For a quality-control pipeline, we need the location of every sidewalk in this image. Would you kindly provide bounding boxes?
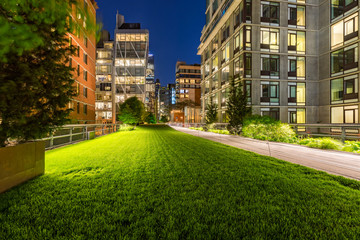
[172,126,360,180]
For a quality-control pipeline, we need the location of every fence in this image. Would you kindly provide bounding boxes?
[169,122,360,142]
[42,124,120,150]
[291,124,360,142]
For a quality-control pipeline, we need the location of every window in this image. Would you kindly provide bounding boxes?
[212,73,219,90]
[331,105,358,123]
[234,0,252,27]
[288,82,306,105]
[245,80,252,102]
[261,108,280,120]
[234,59,240,78]
[288,56,305,78]
[234,34,240,54]
[212,55,218,72]
[288,31,306,53]
[84,70,88,81]
[261,55,280,77]
[331,0,358,20]
[77,46,80,57]
[288,5,306,27]
[331,13,358,48]
[261,81,279,104]
[331,76,358,103]
[239,53,252,77]
[289,108,306,124]
[221,66,230,85]
[261,2,280,24]
[221,21,230,43]
[84,53,87,64]
[212,36,219,53]
[331,44,358,75]
[238,26,252,50]
[69,58,72,68]
[77,102,80,114]
[83,87,87,98]
[222,43,230,63]
[84,36,88,48]
[261,28,279,51]
[83,104,87,115]
[77,65,80,76]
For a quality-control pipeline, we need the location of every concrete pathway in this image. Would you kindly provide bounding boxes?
[172,126,360,180]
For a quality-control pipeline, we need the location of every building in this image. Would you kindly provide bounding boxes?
[114,14,150,113]
[158,83,176,121]
[145,53,156,113]
[95,13,150,123]
[173,61,202,123]
[95,30,114,123]
[68,0,97,124]
[199,0,360,125]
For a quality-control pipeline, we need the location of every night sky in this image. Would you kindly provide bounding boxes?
[96,0,205,86]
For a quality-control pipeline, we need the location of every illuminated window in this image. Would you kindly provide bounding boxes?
[331,44,358,75]
[261,55,279,77]
[288,31,305,53]
[288,56,305,78]
[288,5,306,27]
[288,82,305,105]
[261,28,279,51]
[331,13,358,48]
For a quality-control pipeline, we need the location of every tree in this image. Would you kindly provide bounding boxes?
[205,99,218,125]
[145,112,156,124]
[0,0,96,147]
[226,77,252,134]
[118,97,146,125]
[160,115,168,123]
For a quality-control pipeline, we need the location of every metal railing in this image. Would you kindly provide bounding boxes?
[42,124,120,150]
[169,123,360,142]
[291,124,360,142]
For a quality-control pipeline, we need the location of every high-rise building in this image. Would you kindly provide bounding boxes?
[199,0,360,125]
[95,13,150,123]
[175,61,202,105]
[68,0,97,124]
[173,61,202,123]
[114,14,150,112]
[95,30,114,123]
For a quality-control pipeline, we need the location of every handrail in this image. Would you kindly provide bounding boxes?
[43,124,121,150]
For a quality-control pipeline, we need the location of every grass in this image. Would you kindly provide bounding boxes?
[1,125,360,239]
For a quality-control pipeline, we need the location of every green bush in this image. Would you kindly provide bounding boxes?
[208,129,230,135]
[118,125,135,132]
[242,116,296,143]
[298,138,343,151]
[343,141,360,153]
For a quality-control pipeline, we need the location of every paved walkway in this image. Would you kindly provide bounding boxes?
[172,126,360,180]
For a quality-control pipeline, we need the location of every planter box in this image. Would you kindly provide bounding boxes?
[0,141,45,193]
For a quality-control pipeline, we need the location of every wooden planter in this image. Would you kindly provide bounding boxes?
[0,141,45,193]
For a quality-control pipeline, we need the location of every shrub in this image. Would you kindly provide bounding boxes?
[118,125,135,132]
[208,129,230,135]
[298,138,343,151]
[343,141,360,153]
[242,116,296,143]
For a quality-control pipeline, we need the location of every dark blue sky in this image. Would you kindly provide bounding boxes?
[96,0,205,86]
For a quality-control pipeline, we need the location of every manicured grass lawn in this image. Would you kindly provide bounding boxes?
[1,125,360,239]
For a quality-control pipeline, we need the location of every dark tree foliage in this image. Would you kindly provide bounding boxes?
[0,0,97,147]
[160,115,168,123]
[226,77,252,134]
[118,97,146,125]
[205,99,218,125]
[146,112,156,124]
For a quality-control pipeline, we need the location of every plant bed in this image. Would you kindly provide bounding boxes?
[0,141,45,193]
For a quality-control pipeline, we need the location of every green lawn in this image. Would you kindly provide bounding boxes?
[1,125,360,239]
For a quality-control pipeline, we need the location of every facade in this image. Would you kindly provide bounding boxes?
[95,30,114,123]
[174,61,202,123]
[158,83,176,120]
[146,54,156,113]
[175,61,202,105]
[114,14,150,113]
[68,0,97,124]
[95,14,151,123]
[199,0,360,125]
